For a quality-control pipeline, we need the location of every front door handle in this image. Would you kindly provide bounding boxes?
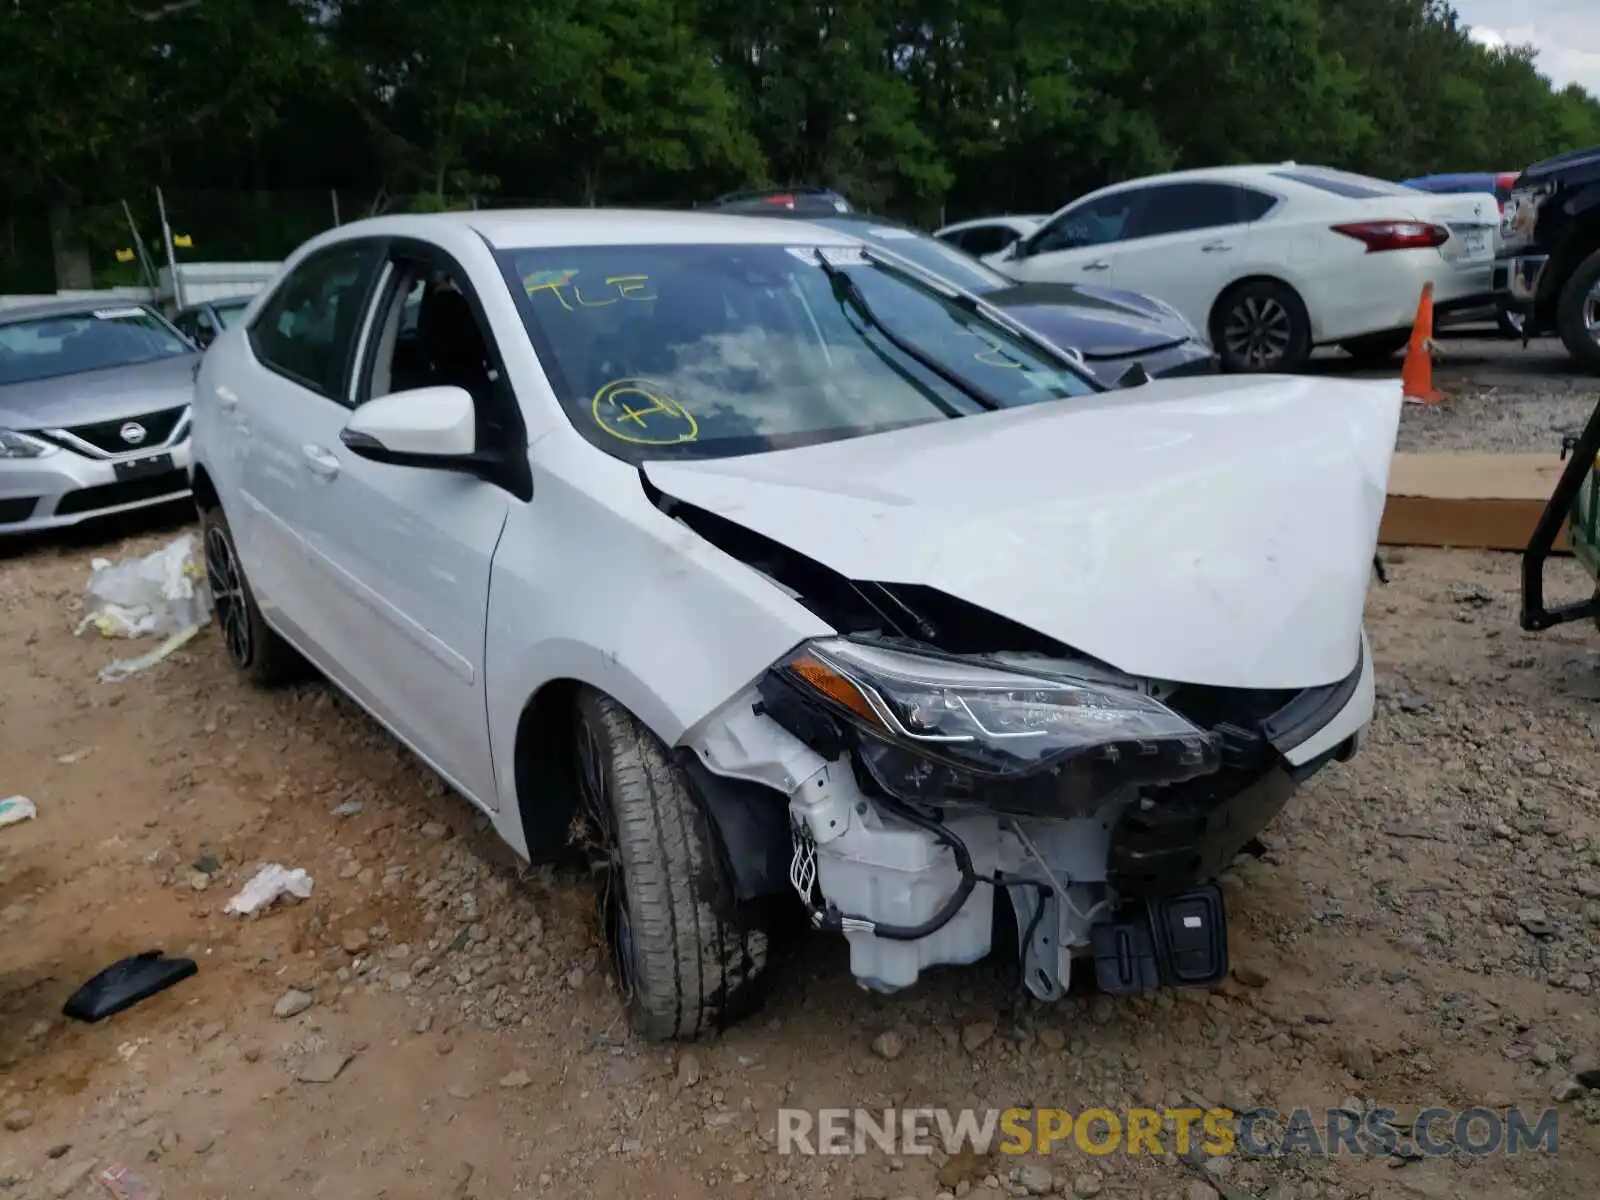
[302,445,340,479]
[214,386,238,409]
[1201,241,1233,253]
[1082,260,1111,272]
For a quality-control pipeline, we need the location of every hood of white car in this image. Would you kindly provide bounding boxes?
[643,373,1401,690]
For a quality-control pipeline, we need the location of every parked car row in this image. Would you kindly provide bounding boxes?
[940,163,1501,374]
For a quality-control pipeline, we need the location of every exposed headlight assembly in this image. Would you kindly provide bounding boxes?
[762,638,1220,816]
[0,430,55,459]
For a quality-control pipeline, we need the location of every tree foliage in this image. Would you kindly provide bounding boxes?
[3,0,1598,261]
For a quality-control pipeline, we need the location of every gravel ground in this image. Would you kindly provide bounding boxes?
[1308,329,1600,454]
[3,340,1600,1200]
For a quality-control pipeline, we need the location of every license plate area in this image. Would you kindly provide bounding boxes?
[112,452,175,482]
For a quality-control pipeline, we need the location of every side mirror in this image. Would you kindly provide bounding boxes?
[340,386,478,467]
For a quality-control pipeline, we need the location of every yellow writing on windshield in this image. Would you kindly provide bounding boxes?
[592,378,699,446]
[525,271,657,312]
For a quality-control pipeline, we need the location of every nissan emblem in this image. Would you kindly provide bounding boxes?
[120,422,148,446]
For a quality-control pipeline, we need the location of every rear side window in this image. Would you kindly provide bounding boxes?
[1273,169,1416,200]
[1128,183,1245,237]
[1240,188,1278,220]
[249,243,382,402]
[954,225,1021,257]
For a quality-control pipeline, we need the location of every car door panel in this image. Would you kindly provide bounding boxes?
[297,246,514,808]
[1077,183,1262,332]
[300,453,508,806]
[236,241,385,647]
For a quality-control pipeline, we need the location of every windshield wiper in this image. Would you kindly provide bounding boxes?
[855,247,1098,383]
[813,251,1004,412]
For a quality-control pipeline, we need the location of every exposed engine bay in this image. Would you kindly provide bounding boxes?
[661,481,1373,1000]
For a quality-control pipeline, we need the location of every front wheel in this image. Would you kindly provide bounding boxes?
[1556,248,1600,372]
[1212,281,1313,374]
[571,687,768,1040]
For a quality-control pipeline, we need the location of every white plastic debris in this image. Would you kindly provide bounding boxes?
[224,864,314,916]
[98,625,203,684]
[0,796,39,828]
[75,534,211,640]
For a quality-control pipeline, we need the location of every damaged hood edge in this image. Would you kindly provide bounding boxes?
[644,373,1401,691]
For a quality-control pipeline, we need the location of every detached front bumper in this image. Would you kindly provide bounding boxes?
[0,439,193,534]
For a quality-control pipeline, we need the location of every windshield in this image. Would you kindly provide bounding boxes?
[810,221,1012,293]
[0,306,191,386]
[499,242,1097,464]
[212,300,252,328]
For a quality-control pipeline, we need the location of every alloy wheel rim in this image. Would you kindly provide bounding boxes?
[1222,295,1291,368]
[1585,281,1600,343]
[204,525,251,667]
[575,716,636,1001]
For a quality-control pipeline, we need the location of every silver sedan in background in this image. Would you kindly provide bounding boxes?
[0,299,198,534]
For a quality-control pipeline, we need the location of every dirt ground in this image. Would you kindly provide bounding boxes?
[4,335,1600,1200]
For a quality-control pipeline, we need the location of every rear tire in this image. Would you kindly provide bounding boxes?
[1555,248,1600,372]
[1211,280,1313,374]
[1338,329,1411,362]
[572,687,768,1041]
[199,504,301,687]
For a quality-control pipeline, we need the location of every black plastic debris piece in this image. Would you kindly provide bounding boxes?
[62,951,197,1023]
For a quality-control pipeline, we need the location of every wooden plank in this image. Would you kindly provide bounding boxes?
[1380,453,1571,552]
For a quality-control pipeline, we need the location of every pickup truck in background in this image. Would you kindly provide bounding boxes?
[1495,146,1600,371]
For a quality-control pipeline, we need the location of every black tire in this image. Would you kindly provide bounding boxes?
[572,687,768,1041]
[1555,248,1600,371]
[198,504,301,686]
[1338,329,1411,362]
[1211,280,1313,374]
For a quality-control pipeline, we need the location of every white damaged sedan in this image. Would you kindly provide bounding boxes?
[189,209,1398,1040]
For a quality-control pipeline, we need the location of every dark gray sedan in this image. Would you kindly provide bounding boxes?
[172,294,256,349]
[704,208,1219,384]
[0,299,197,533]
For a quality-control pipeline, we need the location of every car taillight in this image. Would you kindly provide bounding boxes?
[1331,221,1451,252]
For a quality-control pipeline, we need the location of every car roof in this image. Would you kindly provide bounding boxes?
[315,208,862,252]
[186,294,256,311]
[0,297,154,325]
[938,214,1042,232]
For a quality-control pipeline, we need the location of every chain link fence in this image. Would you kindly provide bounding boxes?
[1,190,582,295]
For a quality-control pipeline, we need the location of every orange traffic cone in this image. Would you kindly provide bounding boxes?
[1401,282,1445,405]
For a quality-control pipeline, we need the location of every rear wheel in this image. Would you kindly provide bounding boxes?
[199,505,301,686]
[571,687,768,1040]
[1338,329,1411,362]
[1556,248,1600,372]
[1212,280,1312,374]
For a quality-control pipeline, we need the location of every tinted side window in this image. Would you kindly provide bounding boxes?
[1239,188,1277,221]
[1130,183,1244,238]
[249,243,381,402]
[1029,192,1142,255]
[958,226,1020,257]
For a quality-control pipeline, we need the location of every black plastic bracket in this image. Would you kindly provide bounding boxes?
[1091,884,1229,995]
[1523,396,1600,631]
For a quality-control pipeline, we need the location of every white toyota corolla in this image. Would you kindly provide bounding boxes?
[190,209,1398,1040]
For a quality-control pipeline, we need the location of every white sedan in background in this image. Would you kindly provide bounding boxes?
[933,214,1050,260]
[190,208,1393,1041]
[989,164,1500,373]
